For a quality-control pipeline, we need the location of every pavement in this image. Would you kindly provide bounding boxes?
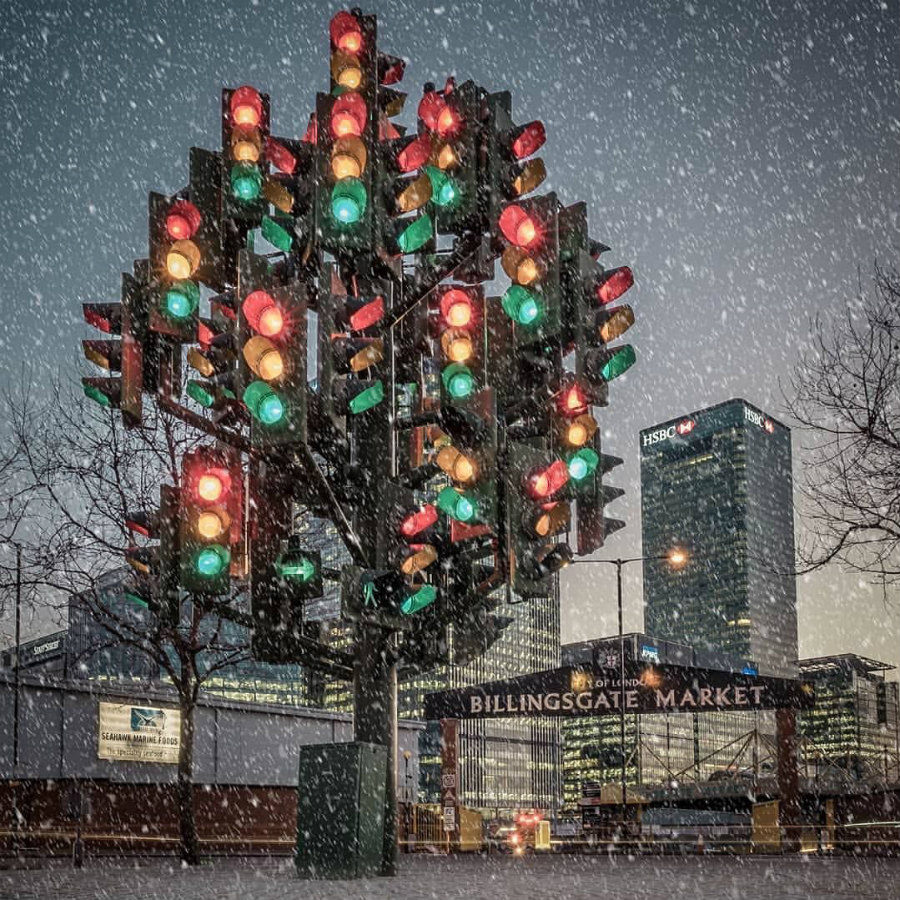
[1,853,898,900]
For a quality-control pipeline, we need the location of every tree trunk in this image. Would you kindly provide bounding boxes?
[353,625,398,877]
[177,694,201,865]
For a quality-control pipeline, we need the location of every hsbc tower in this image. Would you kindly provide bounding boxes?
[639,399,798,678]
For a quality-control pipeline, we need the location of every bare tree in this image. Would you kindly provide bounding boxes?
[786,265,900,585]
[0,372,252,864]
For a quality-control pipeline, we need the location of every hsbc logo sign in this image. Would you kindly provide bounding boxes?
[642,418,695,447]
[744,407,774,433]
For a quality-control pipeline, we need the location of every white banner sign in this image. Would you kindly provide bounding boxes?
[98,702,181,764]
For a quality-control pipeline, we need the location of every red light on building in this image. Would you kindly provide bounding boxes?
[511,121,546,160]
[330,11,363,53]
[764,419,774,433]
[498,205,539,249]
[676,418,695,436]
[596,266,634,305]
[330,92,367,138]
[165,200,202,241]
[230,85,263,128]
[527,460,569,499]
[399,504,438,538]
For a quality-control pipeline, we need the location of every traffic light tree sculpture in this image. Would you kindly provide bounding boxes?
[80,8,637,875]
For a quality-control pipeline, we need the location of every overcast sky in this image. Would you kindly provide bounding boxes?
[1,0,897,671]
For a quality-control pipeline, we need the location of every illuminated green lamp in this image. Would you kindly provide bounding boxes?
[195,545,230,577]
[601,345,637,381]
[164,280,200,320]
[82,382,111,407]
[441,363,474,399]
[502,284,542,326]
[437,486,477,523]
[275,552,317,582]
[186,380,216,409]
[401,583,437,615]
[349,380,384,414]
[396,214,433,254]
[230,163,262,201]
[243,380,286,425]
[424,166,460,208]
[567,448,599,482]
[331,177,367,224]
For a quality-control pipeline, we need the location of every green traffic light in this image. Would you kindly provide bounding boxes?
[441,363,474,399]
[331,178,367,224]
[502,285,542,326]
[601,345,637,381]
[425,166,460,209]
[195,545,229,577]
[567,448,599,482]
[186,380,216,409]
[349,380,384,414]
[83,382,111,408]
[243,380,286,425]
[401,584,437,615]
[276,555,317,582]
[437,485,477,523]
[164,281,199,320]
[230,163,262,201]
[397,214,433,254]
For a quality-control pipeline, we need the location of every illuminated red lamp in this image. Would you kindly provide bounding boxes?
[596,266,634,305]
[511,121,546,159]
[527,459,569,500]
[230,85,263,128]
[265,137,296,175]
[194,468,231,503]
[399,504,439,538]
[330,92,367,138]
[243,290,285,338]
[559,381,589,417]
[330,11,363,53]
[439,289,474,328]
[498,204,539,249]
[396,134,432,173]
[436,103,461,138]
[197,320,215,350]
[349,296,385,331]
[418,90,447,132]
[165,200,202,241]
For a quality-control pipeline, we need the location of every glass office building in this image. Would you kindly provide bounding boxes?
[640,399,798,677]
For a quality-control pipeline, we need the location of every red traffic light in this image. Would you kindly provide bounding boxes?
[165,200,202,241]
[439,289,474,328]
[396,134,432,173]
[399,504,438,538]
[331,92,367,138]
[418,90,445,131]
[498,204,540,249]
[511,121,546,160]
[527,459,569,500]
[348,296,385,331]
[559,381,589,417]
[243,290,285,338]
[330,11,363,53]
[596,266,634,305]
[230,85,263,128]
[194,467,231,503]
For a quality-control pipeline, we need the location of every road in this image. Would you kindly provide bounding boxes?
[1,853,897,900]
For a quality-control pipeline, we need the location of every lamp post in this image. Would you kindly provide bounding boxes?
[1,540,22,855]
[571,548,688,837]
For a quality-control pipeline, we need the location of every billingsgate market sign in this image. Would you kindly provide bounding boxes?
[424,663,814,720]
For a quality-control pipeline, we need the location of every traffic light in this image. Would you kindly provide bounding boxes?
[497,193,561,346]
[186,299,239,418]
[341,565,438,627]
[81,271,147,427]
[506,440,574,597]
[378,480,440,581]
[431,284,484,404]
[237,251,307,447]
[569,437,626,555]
[486,91,547,227]
[432,388,498,541]
[274,538,323,601]
[222,85,270,225]
[124,485,180,624]
[178,446,243,595]
[417,79,480,234]
[148,192,206,342]
[316,10,377,252]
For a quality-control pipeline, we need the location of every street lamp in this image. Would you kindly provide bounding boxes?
[1,539,22,856]
[571,547,689,837]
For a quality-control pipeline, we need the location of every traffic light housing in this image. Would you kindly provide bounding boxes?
[222,85,270,226]
[431,284,485,405]
[237,251,308,447]
[178,446,243,595]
